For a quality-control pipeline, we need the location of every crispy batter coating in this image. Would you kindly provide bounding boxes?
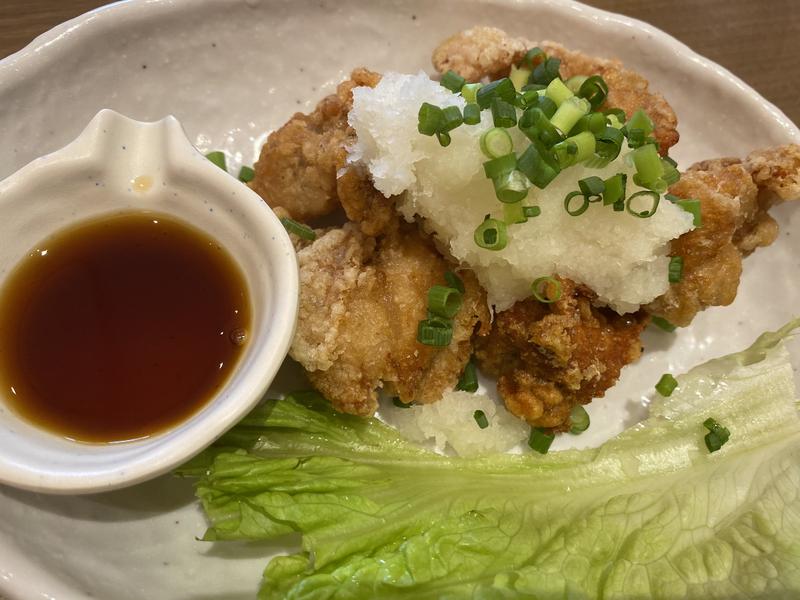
[249,68,381,222]
[291,219,490,416]
[431,27,678,153]
[646,144,800,326]
[474,279,648,430]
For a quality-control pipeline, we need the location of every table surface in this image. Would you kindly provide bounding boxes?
[1,0,798,125]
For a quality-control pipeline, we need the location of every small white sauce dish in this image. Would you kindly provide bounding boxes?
[0,109,298,494]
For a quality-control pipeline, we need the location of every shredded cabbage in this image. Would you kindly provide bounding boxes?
[180,320,800,599]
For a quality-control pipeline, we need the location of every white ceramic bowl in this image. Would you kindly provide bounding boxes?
[0,109,298,494]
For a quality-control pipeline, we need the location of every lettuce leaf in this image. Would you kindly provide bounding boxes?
[182,321,800,599]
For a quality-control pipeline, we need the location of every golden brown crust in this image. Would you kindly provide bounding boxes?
[292,219,490,416]
[646,144,800,326]
[474,278,648,430]
[431,27,679,154]
[248,68,381,223]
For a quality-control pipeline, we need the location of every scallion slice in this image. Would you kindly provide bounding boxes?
[578,176,605,202]
[631,144,665,183]
[523,205,542,218]
[510,64,533,92]
[531,276,562,303]
[205,151,227,171]
[552,131,595,168]
[417,318,453,347]
[427,285,463,319]
[588,126,624,167]
[522,47,546,68]
[577,75,609,109]
[440,105,464,132]
[603,173,627,206]
[476,78,516,109]
[473,410,489,429]
[457,360,479,393]
[444,270,465,293]
[528,427,554,454]
[517,141,560,189]
[461,83,483,104]
[703,418,730,453]
[436,131,452,147]
[440,70,466,93]
[570,112,606,136]
[626,190,660,218]
[655,373,678,397]
[280,217,316,241]
[651,316,677,332]
[675,198,702,227]
[661,159,680,186]
[491,98,518,128]
[392,397,413,408]
[569,405,590,434]
[626,109,654,137]
[503,200,527,224]
[493,170,530,203]
[474,216,508,251]
[531,56,561,85]
[545,77,574,106]
[550,96,590,134]
[668,256,683,283]
[604,108,627,124]
[564,75,588,94]
[564,190,589,216]
[418,102,443,136]
[483,153,517,179]
[237,165,255,183]
[463,103,481,125]
[480,127,514,158]
[519,107,563,147]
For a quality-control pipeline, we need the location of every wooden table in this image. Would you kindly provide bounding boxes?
[1,0,798,125]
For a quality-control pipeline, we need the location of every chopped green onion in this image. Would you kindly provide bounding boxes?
[444,270,465,293]
[528,427,555,454]
[237,165,255,183]
[631,144,665,183]
[436,132,452,147]
[280,217,316,241]
[480,127,514,158]
[651,316,677,332]
[463,103,481,125]
[604,108,627,124]
[427,285,463,319]
[545,77,574,106]
[564,190,589,216]
[577,75,609,109]
[586,126,623,167]
[676,198,702,227]
[529,95,557,119]
[522,47,546,69]
[440,70,466,93]
[661,159,680,186]
[569,405,590,434]
[633,176,668,194]
[392,397,413,408]
[476,78,516,109]
[612,199,625,212]
[531,57,561,85]
[461,83,483,104]
[417,317,453,346]
[493,170,530,203]
[606,113,625,129]
[473,410,489,429]
[474,216,508,251]
[550,97,590,134]
[570,112,606,136]
[626,190,660,218]
[440,105,463,132]
[205,151,227,171]
[668,256,684,283]
[626,109,654,137]
[519,107,563,147]
[517,141,561,189]
[510,65,532,92]
[531,276,562,303]
[491,98,517,128]
[503,200,527,224]
[523,205,542,218]
[418,103,443,136]
[703,418,731,453]
[457,360,478,392]
[578,176,605,202]
[564,75,588,94]
[483,153,517,179]
[552,131,595,168]
[603,173,627,206]
[655,373,678,397]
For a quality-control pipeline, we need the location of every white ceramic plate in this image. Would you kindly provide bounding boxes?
[1,1,798,598]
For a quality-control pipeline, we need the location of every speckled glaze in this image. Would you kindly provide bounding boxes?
[0,0,798,598]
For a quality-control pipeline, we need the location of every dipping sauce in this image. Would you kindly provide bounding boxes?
[0,212,251,443]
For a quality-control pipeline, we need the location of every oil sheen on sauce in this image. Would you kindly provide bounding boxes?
[0,212,251,443]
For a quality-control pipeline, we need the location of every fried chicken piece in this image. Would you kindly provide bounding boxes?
[646,144,800,326]
[291,219,490,416]
[474,278,648,430]
[249,68,381,222]
[431,27,678,153]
